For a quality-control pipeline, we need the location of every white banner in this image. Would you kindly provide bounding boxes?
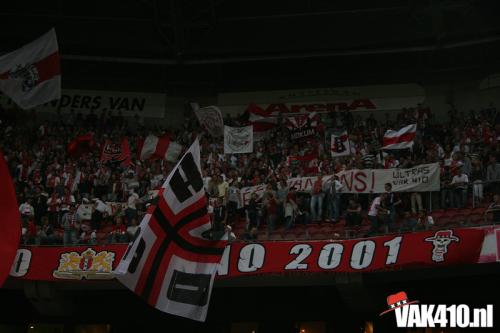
[239,163,440,205]
[0,89,166,118]
[224,125,253,154]
[331,131,351,157]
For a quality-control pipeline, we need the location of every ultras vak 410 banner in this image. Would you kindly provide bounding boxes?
[10,227,485,281]
[238,163,440,205]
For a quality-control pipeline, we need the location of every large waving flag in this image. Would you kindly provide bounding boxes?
[0,151,21,287]
[191,103,224,138]
[382,124,417,150]
[0,29,60,109]
[115,139,226,322]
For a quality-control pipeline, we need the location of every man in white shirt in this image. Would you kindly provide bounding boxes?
[451,166,469,208]
[19,199,35,222]
[368,193,389,235]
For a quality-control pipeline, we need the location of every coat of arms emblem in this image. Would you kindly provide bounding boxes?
[53,248,115,280]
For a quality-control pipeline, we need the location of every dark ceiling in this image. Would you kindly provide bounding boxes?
[2,0,500,93]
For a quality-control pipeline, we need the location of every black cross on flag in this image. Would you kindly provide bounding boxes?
[115,139,227,322]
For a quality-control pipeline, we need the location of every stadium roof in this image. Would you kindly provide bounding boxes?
[2,0,500,92]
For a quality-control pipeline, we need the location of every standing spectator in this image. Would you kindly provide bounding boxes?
[486,156,500,194]
[310,173,325,221]
[326,175,343,222]
[61,204,79,245]
[384,183,401,231]
[276,178,289,223]
[246,193,260,230]
[212,198,227,239]
[345,199,362,227]
[125,189,140,223]
[368,193,389,235]
[470,160,484,203]
[440,166,453,209]
[46,192,61,225]
[126,217,139,238]
[451,166,469,208]
[283,191,297,230]
[226,178,242,224]
[265,192,278,236]
[486,194,500,223]
[410,192,423,214]
[19,198,35,223]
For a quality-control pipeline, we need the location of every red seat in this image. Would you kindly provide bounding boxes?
[435,217,452,227]
[269,232,283,240]
[472,207,486,215]
[310,232,326,240]
[460,208,472,216]
[283,232,297,240]
[452,214,467,223]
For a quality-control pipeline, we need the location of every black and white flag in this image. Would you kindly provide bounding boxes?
[224,125,253,154]
[115,139,226,322]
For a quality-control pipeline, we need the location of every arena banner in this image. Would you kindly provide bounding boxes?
[9,228,485,281]
[240,163,440,205]
[0,89,166,118]
[217,84,425,116]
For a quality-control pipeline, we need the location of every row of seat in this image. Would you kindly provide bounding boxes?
[232,206,495,241]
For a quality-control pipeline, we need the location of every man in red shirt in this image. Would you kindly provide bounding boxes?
[310,173,325,222]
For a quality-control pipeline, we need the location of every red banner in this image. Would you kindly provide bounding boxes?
[9,228,485,281]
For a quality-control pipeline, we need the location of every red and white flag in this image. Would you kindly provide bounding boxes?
[247,103,277,140]
[331,131,351,157]
[139,135,183,162]
[115,139,226,322]
[100,138,132,167]
[382,124,417,150]
[0,29,60,109]
[0,151,21,286]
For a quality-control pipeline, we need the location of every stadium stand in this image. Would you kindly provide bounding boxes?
[1,101,499,246]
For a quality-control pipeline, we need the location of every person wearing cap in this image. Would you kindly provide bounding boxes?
[451,165,469,208]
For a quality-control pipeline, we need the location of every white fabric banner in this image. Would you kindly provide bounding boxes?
[239,163,440,205]
[224,125,253,154]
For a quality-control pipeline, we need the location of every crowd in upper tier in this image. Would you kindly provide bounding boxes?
[1,101,500,245]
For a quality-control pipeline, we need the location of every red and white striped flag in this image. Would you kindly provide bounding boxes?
[139,135,183,162]
[382,124,417,150]
[247,103,277,140]
[0,29,60,109]
[115,139,226,322]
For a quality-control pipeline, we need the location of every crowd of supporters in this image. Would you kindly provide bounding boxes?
[1,101,500,246]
